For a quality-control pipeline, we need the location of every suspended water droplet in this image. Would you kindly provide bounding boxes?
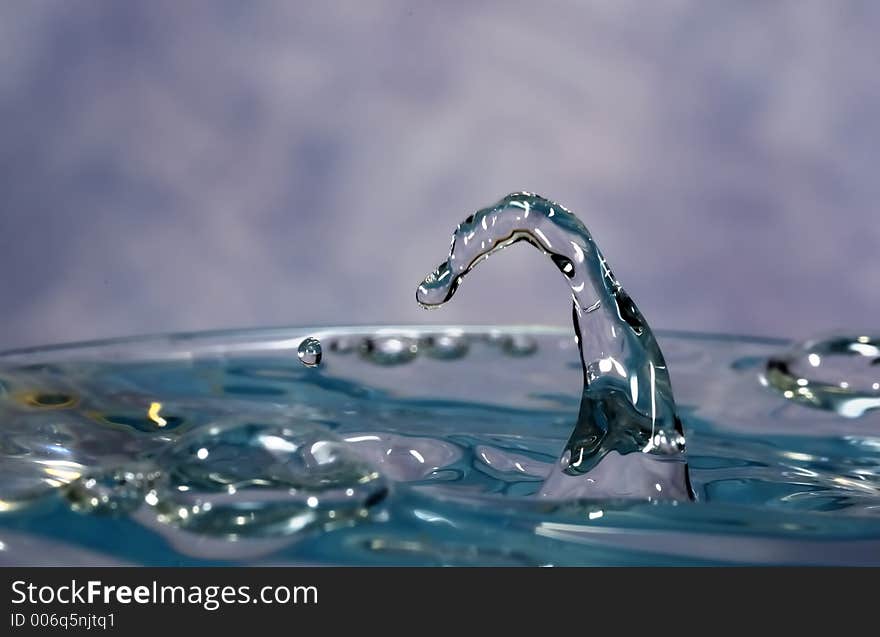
[360,336,418,366]
[148,419,388,537]
[65,463,160,515]
[422,332,469,360]
[416,192,690,500]
[297,337,322,368]
[765,334,880,418]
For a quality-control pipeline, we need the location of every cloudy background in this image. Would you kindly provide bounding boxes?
[1,1,877,350]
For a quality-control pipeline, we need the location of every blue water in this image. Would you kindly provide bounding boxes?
[1,326,879,565]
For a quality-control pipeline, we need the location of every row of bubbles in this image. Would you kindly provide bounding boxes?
[322,331,538,367]
[763,334,880,418]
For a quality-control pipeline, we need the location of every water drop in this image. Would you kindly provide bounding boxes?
[416,192,691,500]
[422,332,469,360]
[360,336,418,366]
[149,419,388,537]
[764,334,880,418]
[297,337,322,368]
[500,334,538,357]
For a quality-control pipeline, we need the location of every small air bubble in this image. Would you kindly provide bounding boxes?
[360,336,418,366]
[501,334,538,357]
[423,332,469,360]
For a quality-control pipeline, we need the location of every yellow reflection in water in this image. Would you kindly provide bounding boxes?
[147,402,167,428]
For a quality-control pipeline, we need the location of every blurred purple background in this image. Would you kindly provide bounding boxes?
[1,1,877,350]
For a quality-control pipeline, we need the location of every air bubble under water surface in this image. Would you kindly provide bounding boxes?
[0,193,879,565]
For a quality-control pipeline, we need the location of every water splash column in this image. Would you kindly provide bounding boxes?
[417,192,692,500]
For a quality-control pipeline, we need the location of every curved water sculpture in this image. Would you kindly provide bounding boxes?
[417,192,692,500]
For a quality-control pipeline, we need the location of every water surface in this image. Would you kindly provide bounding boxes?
[1,326,878,565]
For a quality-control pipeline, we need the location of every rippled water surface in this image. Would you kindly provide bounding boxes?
[1,326,879,565]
